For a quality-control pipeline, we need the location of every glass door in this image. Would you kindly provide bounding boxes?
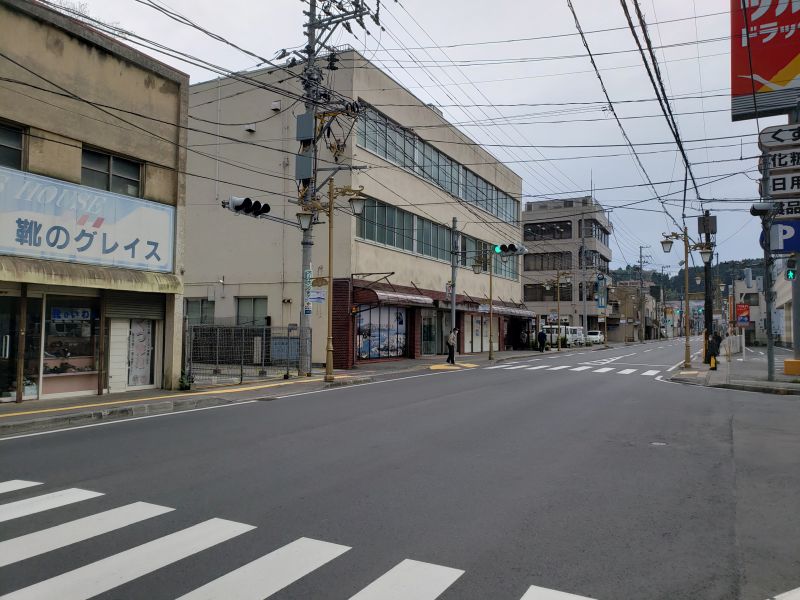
[422,312,436,355]
[0,298,18,400]
[128,319,155,387]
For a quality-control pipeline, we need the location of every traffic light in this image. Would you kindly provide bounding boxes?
[327,53,339,71]
[223,196,271,217]
[787,257,797,281]
[493,243,527,256]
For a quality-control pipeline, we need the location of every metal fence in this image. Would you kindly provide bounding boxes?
[184,324,311,387]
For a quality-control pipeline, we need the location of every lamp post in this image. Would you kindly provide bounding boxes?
[661,228,713,368]
[299,181,365,383]
[473,252,494,360]
[543,271,570,351]
[605,285,614,347]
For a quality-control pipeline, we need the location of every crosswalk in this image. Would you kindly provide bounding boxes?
[0,479,595,599]
[485,362,662,378]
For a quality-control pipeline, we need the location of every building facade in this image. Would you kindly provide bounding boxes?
[0,0,187,401]
[521,197,612,331]
[184,50,528,368]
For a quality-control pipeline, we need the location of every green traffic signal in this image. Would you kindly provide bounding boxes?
[788,269,797,281]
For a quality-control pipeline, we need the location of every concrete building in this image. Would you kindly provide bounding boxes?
[184,49,528,368]
[521,197,612,331]
[734,275,768,345]
[0,0,187,401]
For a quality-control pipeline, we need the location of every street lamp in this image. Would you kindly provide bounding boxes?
[349,196,366,217]
[660,239,674,253]
[296,212,314,231]
[699,248,714,264]
[719,282,726,293]
[695,275,702,286]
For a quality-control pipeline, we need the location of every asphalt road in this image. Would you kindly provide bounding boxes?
[0,339,798,600]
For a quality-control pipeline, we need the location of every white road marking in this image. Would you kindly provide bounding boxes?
[775,585,800,599]
[349,559,464,600]
[592,367,614,373]
[617,369,637,375]
[0,489,103,524]
[0,480,41,495]
[0,518,255,600]
[527,365,549,370]
[642,370,661,377]
[759,351,765,355]
[643,349,653,353]
[570,366,592,372]
[484,365,508,370]
[519,584,594,599]
[504,366,529,370]
[0,502,174,568]
[177,537,350,600]
[667,361,684,372]
[547,366,571,371]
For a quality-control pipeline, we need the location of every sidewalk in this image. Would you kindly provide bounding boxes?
[670,352,800,396]
[0,342,626,437]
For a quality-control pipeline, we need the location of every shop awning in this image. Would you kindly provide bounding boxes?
[354,288,434,306]
[478,304,536,319]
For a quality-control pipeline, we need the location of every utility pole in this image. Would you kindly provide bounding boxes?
[581,212,588,334]
[638,245,648,342]
[451,218,458,339]
[295,0,371,376]
[702,209,714,363]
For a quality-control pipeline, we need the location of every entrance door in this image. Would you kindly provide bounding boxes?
[422,314,436,355]
[0,298,18,399]
[128,319,154,387]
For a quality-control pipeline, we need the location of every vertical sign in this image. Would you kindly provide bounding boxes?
[731,0,800,120]
[303,269,313,315]
[736,303,751,327]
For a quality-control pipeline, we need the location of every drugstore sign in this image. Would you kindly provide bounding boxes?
[0,165,174,273]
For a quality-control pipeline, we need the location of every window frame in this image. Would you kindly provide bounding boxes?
[0,121,24,171]
[81,147,142,198]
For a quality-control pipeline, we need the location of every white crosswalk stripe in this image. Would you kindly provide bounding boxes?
[520,584,594,599]
[642,370,660,376]
[177,537,350,600]
[0,502,173,568]
[547,366,570,371]
[570,366,592,372]
[0,481,41,496]
[349,559,464,600]
[0,488,103,524]
[0,518,254,600]
[617,369,637,375]
[504,365,529,370]
[488,364,663,378]
[592,368,614,373]
[527,365,549,370]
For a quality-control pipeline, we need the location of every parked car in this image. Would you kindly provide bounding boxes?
[586,330,605,344]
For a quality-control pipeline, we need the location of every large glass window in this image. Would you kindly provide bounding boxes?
[42,297,100,395]
[186,299,215,325]
[524,221,573,241]
[356,306,407,359]
[524,252,572,271]
[236,297,268,326]
[81,149,141,197]
[0,123,22,170]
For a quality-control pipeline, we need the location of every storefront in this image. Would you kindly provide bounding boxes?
[0,165,180,401]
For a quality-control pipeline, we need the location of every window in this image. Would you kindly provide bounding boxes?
[236,297,268,326]
[0,123,22,169]
[524,252,572,271]
[742,293,760,307]
[524,221,572,241]
[185,299,215,325]
[81,149,141,197]
[356,306,407,359]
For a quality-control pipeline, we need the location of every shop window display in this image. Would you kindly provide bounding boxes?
[42,297,100,394]
[356,306,407,360]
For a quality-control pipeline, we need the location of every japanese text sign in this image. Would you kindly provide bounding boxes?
[736,303,751,326]
[731,0,800,120]
[0,165,174,273]
[51,307,91,322]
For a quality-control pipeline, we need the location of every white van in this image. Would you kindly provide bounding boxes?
[568,327,585,347]
[542,325,583,348]
[541,325,565,348]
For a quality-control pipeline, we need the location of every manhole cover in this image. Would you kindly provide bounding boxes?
[650,441,669,446]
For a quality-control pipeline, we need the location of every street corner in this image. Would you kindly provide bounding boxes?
[430,363,479,371]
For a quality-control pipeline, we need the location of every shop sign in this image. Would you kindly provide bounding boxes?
[732,1,800,120]
[303,269,313,315]
[736,303,751,326]
[0,165,174,273]
[309,288,326,303]
[52,307,91,321]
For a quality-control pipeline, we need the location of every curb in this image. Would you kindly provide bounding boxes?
[324,376,375,388]
[0,395,249,438]
[709,383,800,396]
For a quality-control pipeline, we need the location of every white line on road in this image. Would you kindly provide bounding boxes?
[759,351,765,355]
[527,365,549,370]
[617,369,636,375]
[570,366,592,372]
[592,367,614,373]
[177,537,350,600]
[0,480,41,495]
[642,370,661,377]
[484,366,508,370]
[643,349,653,353]
[504,366,529,370]
[519,584,594,599]
[349,559,464,600]
[0,489,103,524]
[774,585,800,599]
[547,366,571,371]
[0,502,174,568]
[0,518,255,600]
[667,361,684,372]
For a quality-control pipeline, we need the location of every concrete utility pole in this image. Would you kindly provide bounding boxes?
[451,217,458,341]
[638,245,648,342]
[295,0,370,376]
[702,209,714,363]
[581,212,588,334]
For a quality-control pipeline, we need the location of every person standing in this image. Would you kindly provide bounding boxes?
[537,329,547,353]
[446,327,458,364]
[519,329,528,350]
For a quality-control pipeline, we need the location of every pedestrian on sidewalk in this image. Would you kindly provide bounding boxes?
[520,330,528,350]
[446,327,459,364]
[537,329,547,353]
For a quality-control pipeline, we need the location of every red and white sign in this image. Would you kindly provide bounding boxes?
[731,0,800,120]
[736,303,751,326]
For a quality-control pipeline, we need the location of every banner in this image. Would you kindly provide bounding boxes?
[732,0,800,120]
[0,165,174,273]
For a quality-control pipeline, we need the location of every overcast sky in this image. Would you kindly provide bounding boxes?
[75,0,776,273]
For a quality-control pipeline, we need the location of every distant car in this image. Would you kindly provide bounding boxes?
[586,330,604,344]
